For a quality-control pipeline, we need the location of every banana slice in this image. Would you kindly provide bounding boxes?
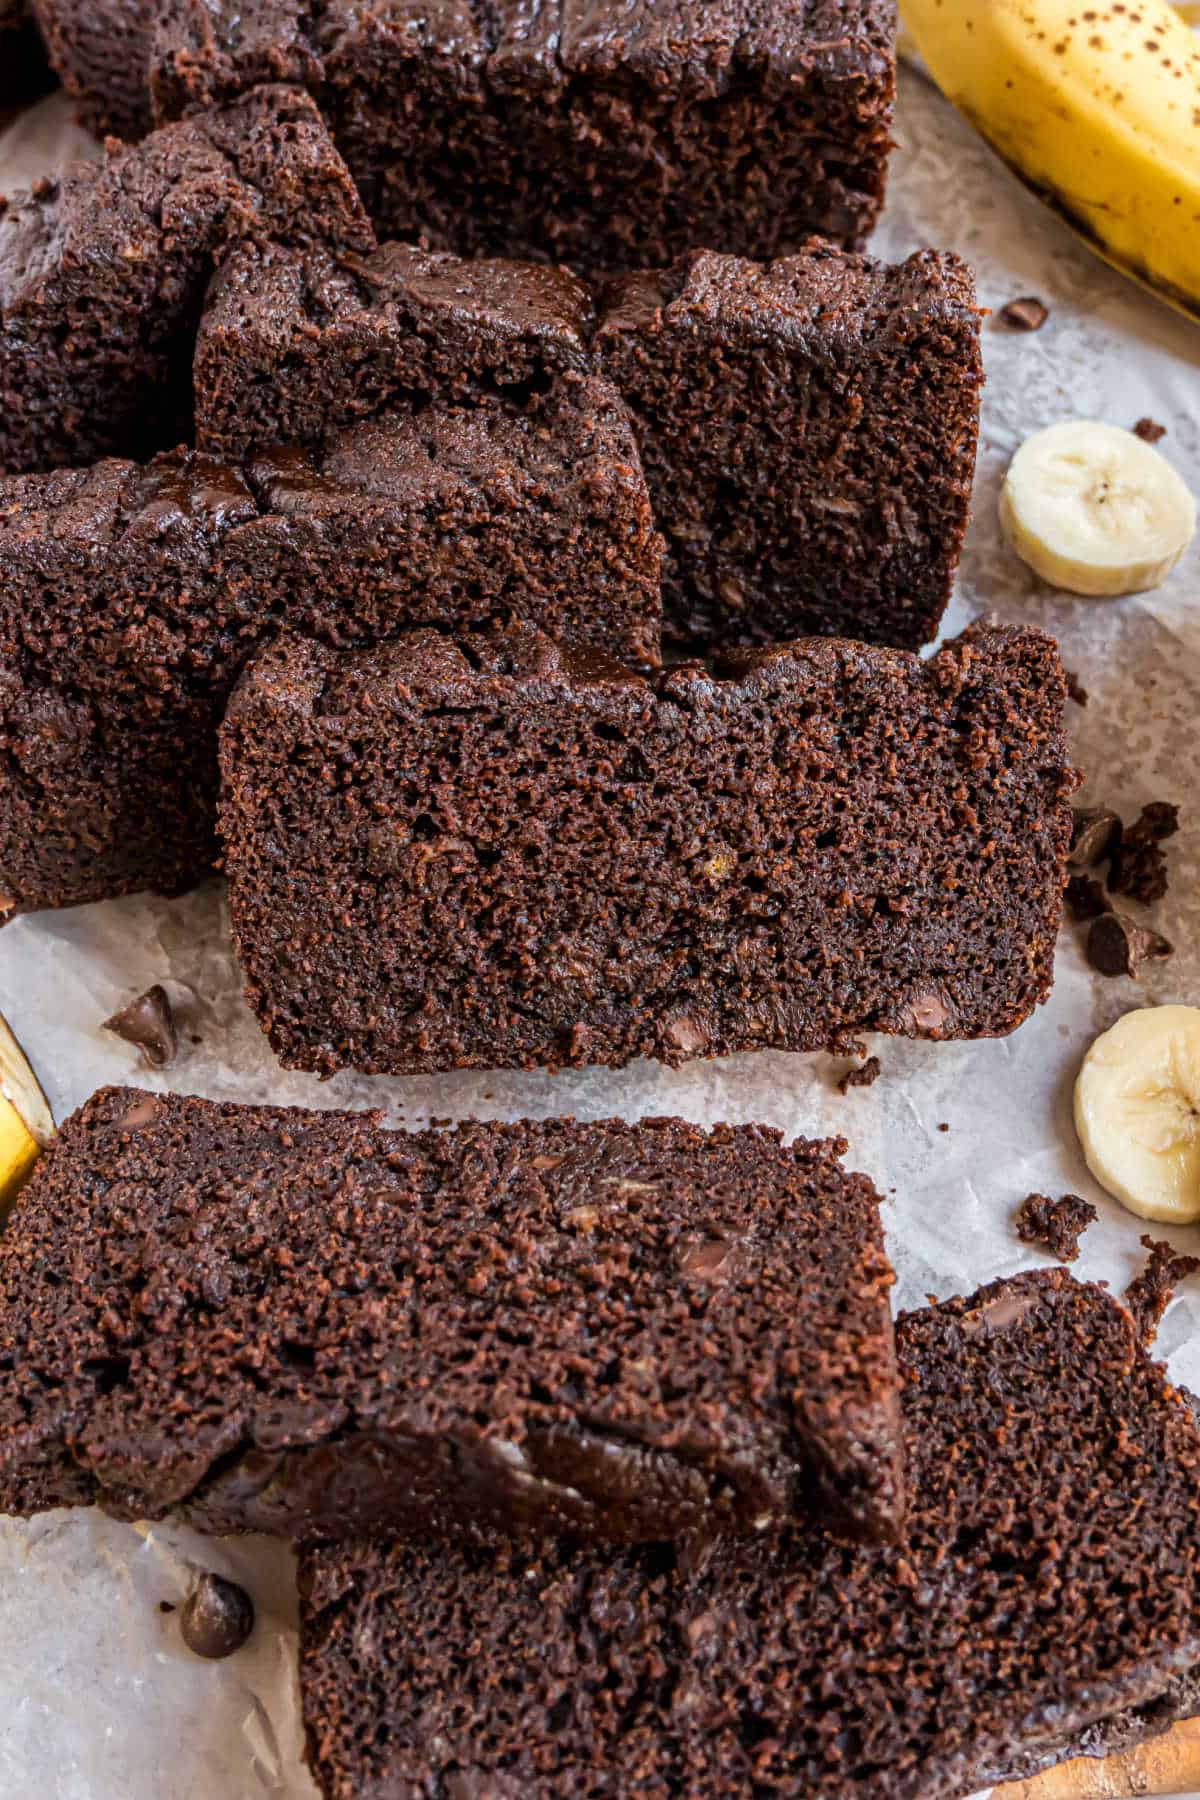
[999,422,1195,597]
[0,1013,54,1212]
[1074,1006,1200,1224]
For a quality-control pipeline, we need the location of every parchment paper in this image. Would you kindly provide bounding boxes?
[0,70,1198,1799]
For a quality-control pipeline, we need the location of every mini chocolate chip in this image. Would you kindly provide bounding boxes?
[1065,874,1111,922]
[158,1600,176,1615]
[103,985,177,1069]
[1070,807,1121,867]
[999,295,1048,331]
[838,1055,881,1094]
[1086,910,1173,978]
[180,1573,255,1659]
[1133,417,1166,443]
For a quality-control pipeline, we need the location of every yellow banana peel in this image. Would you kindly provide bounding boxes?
[899,0,1200,323]
[0,1013,54,1213]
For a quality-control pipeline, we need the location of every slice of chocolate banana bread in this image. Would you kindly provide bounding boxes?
[220,618,1076,1077]
[150,0,895,275]
[194,239,595,462]
[0,85,373,476]
[595,243,984,650]
[0,381,660,917]
[0,1088,903,1546]
[296,1271,1200,1800]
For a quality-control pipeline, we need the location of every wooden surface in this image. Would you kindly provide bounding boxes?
[997,1717,1200,1798]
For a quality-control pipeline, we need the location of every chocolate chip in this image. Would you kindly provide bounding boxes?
[999,295,1048,331]
[1065,874,1111,922]
[1133,417,1166,443]
[1070,807,1121,867]
[1086,910,1173,978]
[1014,1192,1097,1263]
[838,1055,881,1094]
[180,1573,255,1659]
[103,985,177,1069]
[1063,668,1088,707]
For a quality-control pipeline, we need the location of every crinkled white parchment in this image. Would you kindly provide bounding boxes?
[0,71,1198,1799]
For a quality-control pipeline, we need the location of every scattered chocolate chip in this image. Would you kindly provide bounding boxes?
[180,1572,255,1660]
[1086,909,1173,978]
[999,295,1049,332]
[838,1055,881,1094]
[1063,668,1089,707]
[1015,1192,1097,1264]
[103,984,177,1069]
[937,1122,949,1133]
[158,1600,176,1615]
[1125,1236,1200,1347]
[1133,417,1166,444]
[1065,874,1111,923]
[1070,807,1122,868]
[1106,803,1180,905]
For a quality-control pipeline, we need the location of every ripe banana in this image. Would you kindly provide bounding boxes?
[899,0,1200,319]
[1074,1006,1200,1224]
[0,1013,54,1213]
[1000,422,1196,596]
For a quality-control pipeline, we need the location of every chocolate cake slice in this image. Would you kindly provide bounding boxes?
[297,1271,1200,1800]
[220,618,1075,1077]
[0,380,660,917]
[0,1089,903,1546]
[194,239,595,462]
[149,0,895,274]
[0,85,373,476]
[596,243,984,650]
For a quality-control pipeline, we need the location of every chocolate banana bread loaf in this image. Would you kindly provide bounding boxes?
[297,1270,1200,1800]
[0,380,659,918]
[0,84,372,476]
[148,0,895,274]
[194,239,595,462]
[0,0,51,108]
[29,0,151,132]
[220,618,1076,1077]
[0,1088,904,1546]
[596,243,983,650]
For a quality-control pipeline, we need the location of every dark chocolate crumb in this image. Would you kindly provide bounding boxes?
[999,295,1049,331]
[937,1123,949,1133]
[1015,1192,1097,1264]
[1125,1236,1200,1347]
[180,1573,255,1660]
[103,985,177,1069]
[1106,803,1180,905]
[1086,910,1173,978]
[1135,802,1180,842]
[1133,417,1167,443]
[1065,874,1111,922]
[838,1055,881,1093]
[158,1601,176,1615]
[1070,807,1121,867]
[1063,668,1089,707]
